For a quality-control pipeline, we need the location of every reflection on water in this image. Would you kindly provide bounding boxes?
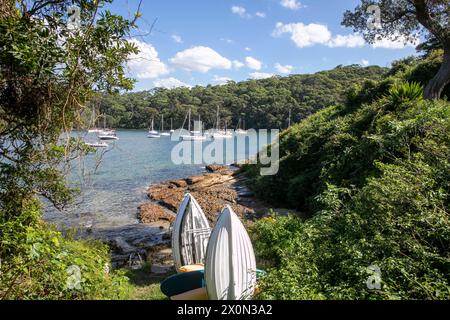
[44,129,259,229]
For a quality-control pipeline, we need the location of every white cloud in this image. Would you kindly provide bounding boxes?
[249,72,274,80]
[256,12,266,18]
[275,63,294,74]
[220,38,234,44]
[231,5,250,18]
[361,59,369,66]
[273,22,332,48]
[245,56,262,70]
[212,75,232,85]
[127,39,169,79]
[171,35,183,44]
[273,22,367,49]
[280,0,303,10]
[232,60,245,69]
[170,46,232,73]
[245,47,252,52]
[328,34,365,48]
[371,35,420,49]
[153,77,191,89]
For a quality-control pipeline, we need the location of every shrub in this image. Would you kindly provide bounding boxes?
[248,83,450,298]
[387,81,423,105]
[0,200,131,300]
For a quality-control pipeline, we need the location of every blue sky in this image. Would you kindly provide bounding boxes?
[107,0,418,91]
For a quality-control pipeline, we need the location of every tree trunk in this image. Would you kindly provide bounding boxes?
[424,45,450,100]
[0,0,15,19]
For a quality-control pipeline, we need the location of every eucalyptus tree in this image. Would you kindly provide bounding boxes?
[0,0,138,220]
[343,0,450,99]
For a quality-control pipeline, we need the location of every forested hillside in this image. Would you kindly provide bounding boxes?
[93,65,387,130]
[246,51,450,299]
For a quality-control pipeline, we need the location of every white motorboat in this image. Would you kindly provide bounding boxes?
[172,193,211,271]
[98,133,118,140]
[86,141,108,148]
[205,205,257,300]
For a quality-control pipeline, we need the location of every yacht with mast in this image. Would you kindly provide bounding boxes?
[208,106,232,139]
[235,117,247,135]
[160,114,171,137]
[98,114,118,140]
[170,118,175,134]
[148,116,160,138]
[180,109,206,141]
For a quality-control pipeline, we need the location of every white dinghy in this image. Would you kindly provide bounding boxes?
[172,193,211,271]
[205,205,257,300]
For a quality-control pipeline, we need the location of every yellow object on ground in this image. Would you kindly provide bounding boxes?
[170,287,209,300]
[179,264,204,273]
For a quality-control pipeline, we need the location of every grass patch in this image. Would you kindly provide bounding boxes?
[123,263,174,300]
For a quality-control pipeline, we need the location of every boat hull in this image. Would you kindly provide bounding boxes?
[160,270,204,297]
[205,206,257,300]
[98,136,118,140]
[172,194,211,271]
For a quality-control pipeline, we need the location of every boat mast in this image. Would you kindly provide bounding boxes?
[188,109,191,132]
[216,106,220,131]
[161,114,164,131]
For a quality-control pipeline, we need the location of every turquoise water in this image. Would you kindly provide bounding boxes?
[44,129,258,229]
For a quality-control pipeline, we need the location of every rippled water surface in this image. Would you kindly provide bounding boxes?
[44,129,258,229]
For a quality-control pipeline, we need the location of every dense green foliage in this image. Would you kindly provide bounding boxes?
[0,1,137,299]
[248,54,450,299]
[93,65,387,130]
[342,0,450,100]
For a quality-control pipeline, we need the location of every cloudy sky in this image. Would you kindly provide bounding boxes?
[108,0,418,91]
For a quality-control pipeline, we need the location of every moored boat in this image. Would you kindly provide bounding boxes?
[172,193,211,271]
[204,205,257,300]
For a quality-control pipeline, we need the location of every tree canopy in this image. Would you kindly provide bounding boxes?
[0,0,138,299]
[93,65,387,130]
[343,0,450,99]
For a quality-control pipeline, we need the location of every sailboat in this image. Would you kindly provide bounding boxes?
[209,106,232,139]
[88,103,102,133]
[160,114,170,137]
[98,114,118,140]
[235,117,247,135]
[170,119,175,134]
[148,116,160,138]
[180,109,206,141]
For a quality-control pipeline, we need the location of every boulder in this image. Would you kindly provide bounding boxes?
[138,203,175,224]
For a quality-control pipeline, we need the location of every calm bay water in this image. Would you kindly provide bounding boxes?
[44,129,257,229]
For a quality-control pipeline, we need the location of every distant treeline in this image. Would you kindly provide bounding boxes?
[89,65,388,130]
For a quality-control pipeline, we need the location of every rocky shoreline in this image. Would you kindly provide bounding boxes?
[139,164,268,224]
[87,164,292,270]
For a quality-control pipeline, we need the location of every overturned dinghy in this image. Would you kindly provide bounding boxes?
[172,193,211,272]
[205,206,257,300]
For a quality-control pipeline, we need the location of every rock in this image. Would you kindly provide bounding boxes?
[151,265,173,274]
[141,164,282,226]
[238,191,254,198]
[148,185,185,212]
[170,179,187,188]
[138,203,175,224]
[205,164,229,173]
[186,175,206,185]
[83,223,171,268]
